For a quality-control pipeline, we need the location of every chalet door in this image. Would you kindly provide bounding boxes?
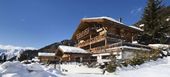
[75,57,80,62]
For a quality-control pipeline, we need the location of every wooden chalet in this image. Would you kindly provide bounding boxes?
[57,45,91,62]
[71,17,149,63]
[38,45,91,63]
[39,16,150,64]
[38,52,59,63]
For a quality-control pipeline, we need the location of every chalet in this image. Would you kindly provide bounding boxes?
[38,45,90,63]
[38,52,58,63]
[72,16,150,63]
[57,45,91,62]
[38,16,151,64]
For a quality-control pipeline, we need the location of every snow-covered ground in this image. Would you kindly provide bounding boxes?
[0,61,62,77]
[0,43,169,77]
[52,63,103,74]
[115,57,170,77]
[61,57,170,77]
[0,56,170,77]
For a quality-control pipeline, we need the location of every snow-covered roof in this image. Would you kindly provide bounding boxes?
[82,16,125,25]
[110,46,151,51]
[149,44,170,49]
[82,16,143,31]
[38,52,55,56]
[58,45,89,54]
[129,26,144,31]
[121,46,151,51]
[139,24,144,27]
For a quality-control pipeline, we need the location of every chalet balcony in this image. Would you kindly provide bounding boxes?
[90,42,151,53]
[76,34,124,48]
[77,35,105,48]
[76,28,90,40]
[90,46,106,53]
[90,43,122,53]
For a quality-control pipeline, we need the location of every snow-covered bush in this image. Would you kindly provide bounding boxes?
[149,44,170,57]
[106,63,117,73]
[120,49,160,67]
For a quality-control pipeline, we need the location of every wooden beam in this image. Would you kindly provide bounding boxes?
[105,33,107,47]
[89,31,92,51]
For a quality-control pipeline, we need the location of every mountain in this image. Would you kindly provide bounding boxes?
[0,44,36,60]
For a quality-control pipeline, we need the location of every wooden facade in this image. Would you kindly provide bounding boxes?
[72,17,142,54]
[58,53,90,62]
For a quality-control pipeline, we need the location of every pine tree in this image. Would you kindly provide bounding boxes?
[138,0,170,44]
[143,0,163,36]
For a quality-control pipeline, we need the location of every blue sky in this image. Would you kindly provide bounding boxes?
[0,0,170,48]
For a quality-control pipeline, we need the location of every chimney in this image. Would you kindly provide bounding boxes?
[119,18,122,22]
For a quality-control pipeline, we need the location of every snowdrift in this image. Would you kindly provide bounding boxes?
[62,57,170,77]
[115,57,170,77]
[0,57,170,77]
[0,61,62,77]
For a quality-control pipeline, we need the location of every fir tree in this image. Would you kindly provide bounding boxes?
[142,0,163,36]
[138,0,170,44]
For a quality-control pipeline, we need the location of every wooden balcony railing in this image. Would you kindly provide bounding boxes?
[90,42,123,53]
[90,41,152,53]
[90,35,105,44]
[90,46,106,53]
[77,35,105,47]
[76,28,90,40]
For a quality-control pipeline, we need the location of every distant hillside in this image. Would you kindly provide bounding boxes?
[39,42,61,53]
[39,39,76,53]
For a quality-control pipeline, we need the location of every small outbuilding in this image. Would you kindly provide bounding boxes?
[38,45,91,63]
[57,45,91,62]
[38,52,60,63]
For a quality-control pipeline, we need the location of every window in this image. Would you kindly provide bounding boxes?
[102,55,110,59]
